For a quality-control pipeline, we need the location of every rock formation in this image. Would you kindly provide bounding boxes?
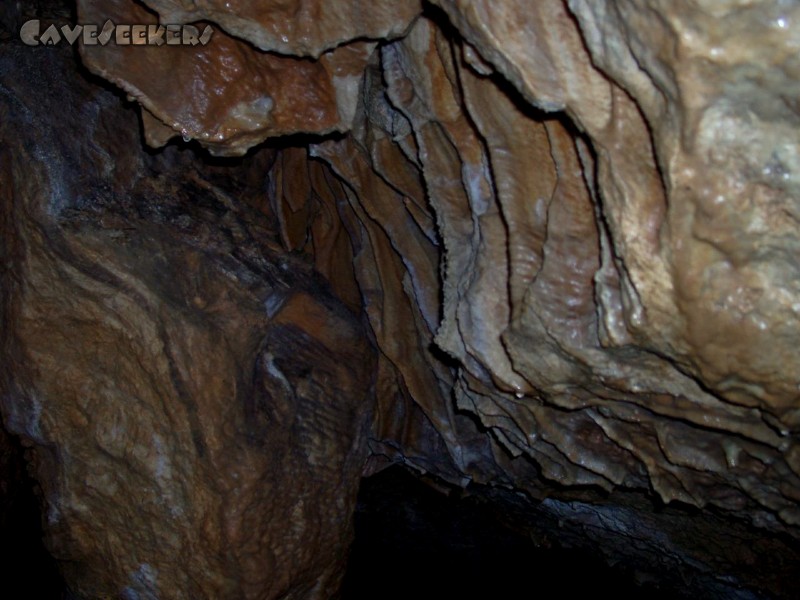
[1,36,374,598]
[2,0,800,597]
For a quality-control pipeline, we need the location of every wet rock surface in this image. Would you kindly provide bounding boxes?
[2,0,800,597]
[308,3,800,538]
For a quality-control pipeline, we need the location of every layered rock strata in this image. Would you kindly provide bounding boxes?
[2,0,800,597]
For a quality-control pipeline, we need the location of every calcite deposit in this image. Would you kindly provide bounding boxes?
[2,0,800,597]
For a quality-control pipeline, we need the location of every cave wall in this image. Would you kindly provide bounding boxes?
[1,39,374,598]
[2,0,800,598]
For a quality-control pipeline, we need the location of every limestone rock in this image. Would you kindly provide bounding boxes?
[74,0,800,534]
[566,0,800,421]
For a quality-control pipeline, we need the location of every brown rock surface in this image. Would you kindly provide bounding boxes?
[4,0,800,596]
[0,43,374,598]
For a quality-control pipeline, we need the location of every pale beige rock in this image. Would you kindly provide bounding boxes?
[141,0,422,57]
[308,2,800,527]
[568,0,800,421]
[318,5,800,528]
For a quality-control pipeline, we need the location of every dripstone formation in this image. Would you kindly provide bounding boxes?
[1,0,800,598]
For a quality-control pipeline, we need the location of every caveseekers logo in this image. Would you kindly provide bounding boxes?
[20,19,214,46]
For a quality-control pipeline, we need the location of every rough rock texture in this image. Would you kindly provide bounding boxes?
[310,3,800,537]
[0,42,374,599]
[79,0,378,156]
[4,0,800,597]
[139,0,422,57]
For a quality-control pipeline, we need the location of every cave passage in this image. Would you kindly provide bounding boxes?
[342,467,678,600]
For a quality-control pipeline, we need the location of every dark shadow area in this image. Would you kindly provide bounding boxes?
[0,430,66,599]
[342,466,679,600]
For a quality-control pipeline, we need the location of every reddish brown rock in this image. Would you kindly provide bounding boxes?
[79,0,376,156]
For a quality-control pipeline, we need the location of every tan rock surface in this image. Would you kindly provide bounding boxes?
[567,0,800,419]
[314,3,800,529]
